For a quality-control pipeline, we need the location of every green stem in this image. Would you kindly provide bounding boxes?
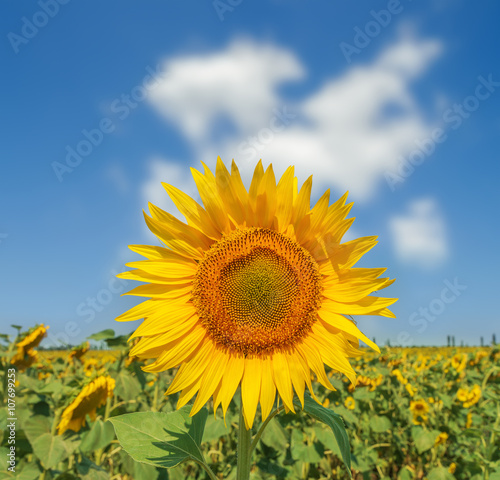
[193,459,219,480]
[96,397,113,466]
[51,408,62,436]
[152,380,159,412]
[249,405,284,454]
[236,391,253,480]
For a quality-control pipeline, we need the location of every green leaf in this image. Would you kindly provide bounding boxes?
[106,335,129,347]
[260,416,288,454]
[291,429,323,463]
[413,429,436,454]
[80,419,115,452]
[398,466,415,480]
[114,370,142,402]
[133,462,159,480]
[489,468,500,480]
[87,329,115,341]
[202,416,231,443]
[109,406,209,469]
[23,416,78,469]
[76,456,109,480]
[369,415,392,433]
[353,389,375,401]
[0,459,42,480]
[294,393,351,477]
[427,466,455,480]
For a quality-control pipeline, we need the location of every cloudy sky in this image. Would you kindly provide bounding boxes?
[1,1,499,347]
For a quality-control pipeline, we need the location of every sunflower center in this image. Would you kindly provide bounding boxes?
[192,228,322,355]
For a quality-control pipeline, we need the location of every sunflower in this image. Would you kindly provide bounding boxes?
[57,376,115,434]
[117,158,396,428]
[405,383,416,397]
[68,341,90,363]
[391,368,408,385]
[410,399,429,425]
[451,353,467,373]
[11,348,38,372]
[466,411,472,428]
[456,384,481,408]
[344,396,356,410]
[434,431,448,446]
[15,324,48,355]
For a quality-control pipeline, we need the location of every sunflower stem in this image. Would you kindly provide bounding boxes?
[236,391,252,480]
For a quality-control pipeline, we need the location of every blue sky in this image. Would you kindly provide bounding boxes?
[1,0,499,348]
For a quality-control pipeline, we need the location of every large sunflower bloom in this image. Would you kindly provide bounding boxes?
[117,158,396,428]
[57,376,115,434]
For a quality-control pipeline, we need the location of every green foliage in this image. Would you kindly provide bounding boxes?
[109,407,208,468]
[2,338,499,479]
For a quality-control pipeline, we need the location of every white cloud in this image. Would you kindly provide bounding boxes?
[389,198,448,269]
[147,35,442,203]
[148,39,305,144]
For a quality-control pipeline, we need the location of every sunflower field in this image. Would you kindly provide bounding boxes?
[1,325,499,480]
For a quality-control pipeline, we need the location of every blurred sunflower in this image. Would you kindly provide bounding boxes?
[451,353,467,373]
[117,158,396,428]
[57,376,115,434]
[410,399,429,425]
[344,396,356,410]
[466,411,473,428]
[405,383,416,397]
[11,348,38,372]
[457,384,481,408]
[68,341,90,363]
[15,324,48,355]
[435,432,448,446]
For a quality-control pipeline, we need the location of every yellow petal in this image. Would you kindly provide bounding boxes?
[296,342,334,390]
[191,166,230,234]
[115,299,158,322]
[218,355,245,419]
[275,166,295,232]
[144,213,204,259]
[285,350,306,408]
[292,176,312,227]
[166,339,214,394]
[177,376,203,409]
[163,183,221,240]
[141,325,206,370]
[271,352,295,413]
[322,296,397,317]
[260,357,276,421]
[191,348,228,416]
[125,260,196,278]
[123,283,192,299]
[128,244,194,262]
[241,356,263,429]
[318,309,380,352]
